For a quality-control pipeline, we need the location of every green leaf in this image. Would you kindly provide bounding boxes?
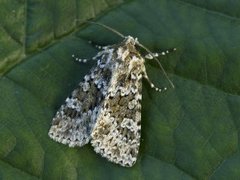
[1,0,240,179]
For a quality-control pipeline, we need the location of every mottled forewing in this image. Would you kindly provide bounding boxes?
[48,52,112,147]
[91,44,144,167]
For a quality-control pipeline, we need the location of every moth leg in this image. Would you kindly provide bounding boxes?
[72,54,90,63]
[71,40,107,63]
[88,40,108,50]
[142,69,167,92]
[145,48,177,59]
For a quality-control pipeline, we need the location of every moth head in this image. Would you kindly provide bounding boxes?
[124,36,139,45]
[88,21,175,89]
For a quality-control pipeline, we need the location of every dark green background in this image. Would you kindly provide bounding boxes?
[0,0,240,179]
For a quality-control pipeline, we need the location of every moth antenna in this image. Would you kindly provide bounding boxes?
[87,21,174,88]
[87,21,125,38]
[137,43,175,89]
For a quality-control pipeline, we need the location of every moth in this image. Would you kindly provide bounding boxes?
[48,22,175,167]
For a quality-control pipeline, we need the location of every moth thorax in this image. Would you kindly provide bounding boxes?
[128,55,144,72]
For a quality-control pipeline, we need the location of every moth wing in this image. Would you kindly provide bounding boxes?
[48,66,111,147]
[91,75,142,167]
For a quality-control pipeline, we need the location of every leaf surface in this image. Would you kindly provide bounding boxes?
[0,0,240,179]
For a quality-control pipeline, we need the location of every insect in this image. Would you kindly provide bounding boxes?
[48,22,175,167]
